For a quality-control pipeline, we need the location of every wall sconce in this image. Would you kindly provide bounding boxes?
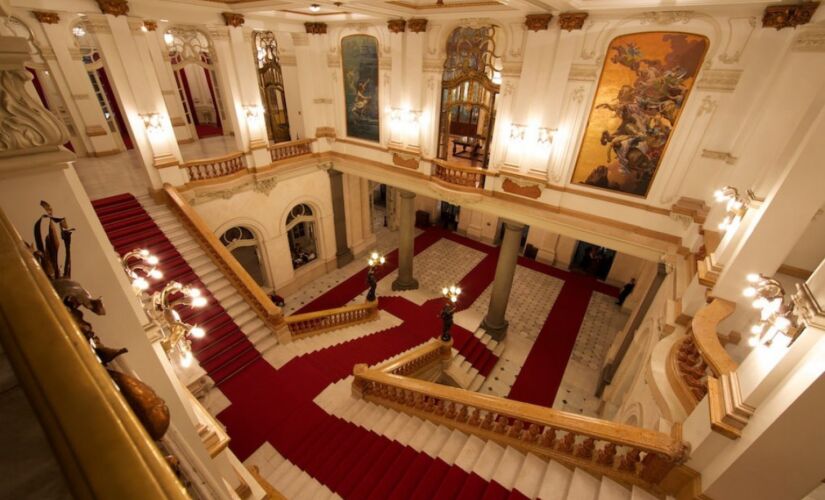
[163,31,174,45]
[121,248,163,292]
[744,273,798,346]
[509,124,526,141]
[714,185,749,231]
[243,104,264,121]
[72,25,86,38]
[537,127,555,145]
[150,281,208,367]
[309,3,321,12]
[141,112,166,137]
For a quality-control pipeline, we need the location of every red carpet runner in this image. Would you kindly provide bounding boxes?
[91,193,261,385]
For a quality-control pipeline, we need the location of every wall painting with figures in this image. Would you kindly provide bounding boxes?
[571,32,709,197]
[341,35,380,142]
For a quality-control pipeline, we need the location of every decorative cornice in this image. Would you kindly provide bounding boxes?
[791,28,825,51]
[696,69,742,92]
[31,11,60,24]
[143,20,157,31]
[524,14,553,32]
[388,19,406,33]
[640,10,692,25]
[792,282,825,330]
[408,18,428,33]
[762,2,819,30]
[221,12,244,28]
[95,0,129,17]
[558,12,588,31]
[305,22,327,35]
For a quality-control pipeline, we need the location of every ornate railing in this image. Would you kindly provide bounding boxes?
[0,209,188,499]
[188,391,230,458]
[269,139,315,162]
[374,339,452,377]
[431,159,488,190]
[353,366,689,491]
[164,185,289,340]
[668,335,711,413]
[181,152,246,182]
[285,300,379,341]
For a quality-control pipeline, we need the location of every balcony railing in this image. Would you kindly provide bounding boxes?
[431,159,488,191]
[181,152,246,182]
[373,338,452,378]
[284,300,379,341]
[353,343,690,492]
[269,139,315,163]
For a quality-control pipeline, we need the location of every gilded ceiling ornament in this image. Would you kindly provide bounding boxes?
[524,14,553,32]
[305,22,328,35]
[408,18,428,33]
[95,0,129,17]
[31,11,60,24]
[222,12,245,28]
[388,19,406,33]
[639,10,692,25]
[143,20,157,31]
[762,2,820,30]
[558,12,588,31]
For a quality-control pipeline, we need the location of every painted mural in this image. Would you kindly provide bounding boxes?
[341,35,380,142]
[571,32,709,197]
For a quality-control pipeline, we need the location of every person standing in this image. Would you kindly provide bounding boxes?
[616,278,636,306]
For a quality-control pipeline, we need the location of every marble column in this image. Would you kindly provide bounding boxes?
[392,190,419,291]
[481,220,524,340]
[328,169,354,267]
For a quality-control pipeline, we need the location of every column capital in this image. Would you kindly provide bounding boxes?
[525,14,553,32]
[95,0,129,17]
[31,11,60,24]
[407,18,428,33]
[501,219,525,232]
[305,22,328,35]
[221,12,245,28]
[558,12,588,31]
[388,19,406,33]
[143,20,157,31]
[762,3,819,30]
[326,168,343,178]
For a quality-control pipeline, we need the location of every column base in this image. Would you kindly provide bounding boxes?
[391,277,419,291]
[336,249,354,268]
[480,317,509,341]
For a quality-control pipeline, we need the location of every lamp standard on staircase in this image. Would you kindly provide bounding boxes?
[440,285,461,341]
[366,251,385,302]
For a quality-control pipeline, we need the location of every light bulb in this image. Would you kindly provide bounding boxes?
[442,287,448,295]
[180,351,193,367]
[455,287,461,295]
[149,269,163,279]
[188,288,201,297]
[752,298,767,310]
[748,336,759,347]
[191,296,207,308]
[147,255,159,265]
[774,316,791,330]
[451,296,457,303]
[750,324,763,334]
[309,3,321,12]
[164,32,174,45]
[189,326,205,338]
[743,287,756,298]
[133,277,149,290]
[746,273,761,283]
[139,249,150,257]
[371,252,379,260]
[713,189,725,202]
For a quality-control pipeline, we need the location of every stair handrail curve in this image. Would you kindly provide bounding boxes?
[667,334,711,413]
[284,300,379,341]
[268,138,316,163]
[0,208,188,499]
[372,338,452,377]
[163,184,288,337]
[352,364,690,491]
[690,298,737,376]
[180,151,246,182]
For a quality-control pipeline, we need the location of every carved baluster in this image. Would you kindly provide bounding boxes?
[619,448,641,473]
[539,427,557,448]
[492,415,508,434]
[640,452,679,484]
[456,405,469,423]
[558,432,575,453]
[525,423,541,443]
[444,402,457,420]
[434,399,445,416]
[507,419,524,439]
[596,443,617,466]
[468,408,481,427]
[575,437,596,460]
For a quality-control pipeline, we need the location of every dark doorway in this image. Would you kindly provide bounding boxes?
[438,201,460,231]
[570,241,616,280]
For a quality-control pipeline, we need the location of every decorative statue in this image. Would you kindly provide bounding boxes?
[439,301,456,341]
[28,202,170,441]
[366,266,378,302]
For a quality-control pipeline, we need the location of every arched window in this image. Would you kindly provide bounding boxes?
[254,31,291,143]
[285,204,318,269]
[164,28,226,139]
[220,226,268,286]
[438,26,501,169]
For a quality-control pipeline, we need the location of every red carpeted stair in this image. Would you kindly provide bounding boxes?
[91,193,261,385]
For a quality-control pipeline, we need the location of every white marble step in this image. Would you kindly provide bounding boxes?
[538,461,573,500]
[565,468,600,500]
[422,424,453,459]
[597,477,631,500]
[513,453,547,499]
[453,435,486,473]
[492,446,526,490]
[471,440,505,481]
[437,429,469,465]
[630,486,660,500]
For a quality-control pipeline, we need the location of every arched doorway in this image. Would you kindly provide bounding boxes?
[437,26,501,169]
[253,31,291,143]
[285,204,318,270]
[164,28,226,139]
[219,226,268,287]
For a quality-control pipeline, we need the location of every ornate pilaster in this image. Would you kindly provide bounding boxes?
[31,11,60,24]
[762,2,819,30]
[407,18,428,33]
[95,0,129,16]
[305,22,328,35]
[221,12,244,28]
[524,14,552,32]
[388,19,406,33]
[558,12,588,31]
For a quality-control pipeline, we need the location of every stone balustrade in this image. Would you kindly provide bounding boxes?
[269,139,314,163]
[181,152,246,182]
[284,301,379,341]
[431,159,488,191]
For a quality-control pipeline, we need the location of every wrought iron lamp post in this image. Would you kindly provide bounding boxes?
[366,251,385,302]
[440,285,461,341]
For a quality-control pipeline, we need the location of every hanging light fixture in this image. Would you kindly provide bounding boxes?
[309,3,321,12]
[150,281,209,366]
[163,31,174,45]
[744,273,798,346]
[72,25,86,38]
[713,185,749,232]
[121,248,163,293]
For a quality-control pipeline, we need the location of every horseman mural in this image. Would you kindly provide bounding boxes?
[342,34,380,142]
[571,32,708,197]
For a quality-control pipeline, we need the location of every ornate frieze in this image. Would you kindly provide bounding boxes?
[95,0,129,17]
[221,12,244,28]
[640,10,692,25]
[697,69,742,92]
[501,177,542,199]
[762,2,820,30]
[315,126,336,138]
[524,14,553,32]
[558,12,588,31]
[408,18,428,33]
[388,19,406,33]
[144,20,157,31]
[392,152,419,170]
[32,11,60,24]
[792,28,825,52]
[305,22,328,35]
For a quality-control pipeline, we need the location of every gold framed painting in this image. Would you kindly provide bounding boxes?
[570,32,709,197]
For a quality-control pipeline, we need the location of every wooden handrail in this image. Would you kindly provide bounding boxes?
[667,335,710,413]
[691,298,737,376]
[187,391,230,458]
[353,365,689,489]
[180,151,245,182]
[0,209,188,499]
[163,184,287,336]
[268,138,315,163]
[374,338,452,376]
[285,300,378,341]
